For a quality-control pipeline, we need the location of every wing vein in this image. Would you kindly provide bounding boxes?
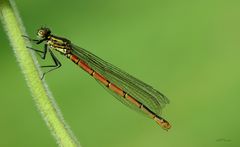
[72,44,169,116]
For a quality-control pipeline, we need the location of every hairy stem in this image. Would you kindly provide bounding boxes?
[0,0,80,146]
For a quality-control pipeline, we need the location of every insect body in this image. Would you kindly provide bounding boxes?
[47,36,70,55]
[24,27,171,130]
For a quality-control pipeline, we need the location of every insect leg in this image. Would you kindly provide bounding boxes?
[27,44,47,59]
[22,35,46,44]
[41,48,62,79]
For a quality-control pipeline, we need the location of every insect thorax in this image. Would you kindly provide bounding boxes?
[47,35,72,54]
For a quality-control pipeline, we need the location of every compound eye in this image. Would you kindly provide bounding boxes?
[38,30,44,37]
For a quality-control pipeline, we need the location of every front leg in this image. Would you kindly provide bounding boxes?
[22,35,46,44]
[27,44,48,59]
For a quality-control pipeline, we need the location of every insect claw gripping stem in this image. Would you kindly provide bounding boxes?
[41,73,45,80]
[23,35,61,79]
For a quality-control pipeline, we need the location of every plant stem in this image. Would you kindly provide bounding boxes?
[0,0,80,146]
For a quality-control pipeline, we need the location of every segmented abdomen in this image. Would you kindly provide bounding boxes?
[67,53,171,130]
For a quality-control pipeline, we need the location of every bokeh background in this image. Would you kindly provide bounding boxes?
[1,0,240,147]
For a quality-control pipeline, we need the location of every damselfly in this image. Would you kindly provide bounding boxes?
[23,27,171,130]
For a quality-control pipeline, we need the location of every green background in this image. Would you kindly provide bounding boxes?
[0,0,239,146]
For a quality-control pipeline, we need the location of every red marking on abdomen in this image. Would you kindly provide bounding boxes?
[70,54,109,86]
[92,72,109,86]
[78,60,94,75]
[68,54,171,130]
[109,83,125,97]
[140,105,156,118]
[125,95,141,108]
[70,54,79,63]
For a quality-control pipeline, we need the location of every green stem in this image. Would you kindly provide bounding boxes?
[0,0,80,146]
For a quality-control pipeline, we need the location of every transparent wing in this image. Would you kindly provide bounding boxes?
[71,44,169,116]
[96,80,150,117]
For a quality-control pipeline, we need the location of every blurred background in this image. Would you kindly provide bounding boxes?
[0,0,240,146]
